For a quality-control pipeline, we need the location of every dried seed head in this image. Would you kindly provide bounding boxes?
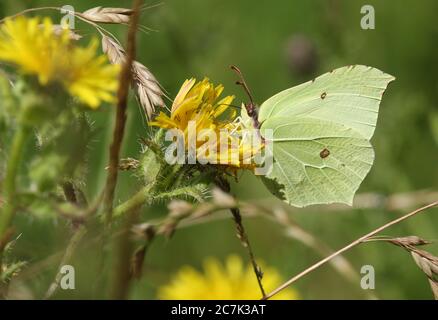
[212,187,236,208]
[131,223,155,241]
[191,203,216,218]
[118,157,140,171]
[411,249,438,299]
[168,200,193,218]
[101,35,125,64]
[369,235,438,299]
[411,250,438,279]
[389,236,432,248]
[101,35,164,119]
[80,7,133,24]
[132,61,165,120]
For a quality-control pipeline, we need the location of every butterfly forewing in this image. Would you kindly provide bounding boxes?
[258,65,394,207]
[259,65,395,140]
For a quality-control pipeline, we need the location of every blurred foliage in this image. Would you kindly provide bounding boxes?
[1,0,438,299]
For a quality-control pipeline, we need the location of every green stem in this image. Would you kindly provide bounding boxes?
[113,185,153,218]
[111,164,192,220]
[155,164,183,191]
[0,126,29,239]
[109,207,139,299]
[0,125,29,282]
[44,225,87,299]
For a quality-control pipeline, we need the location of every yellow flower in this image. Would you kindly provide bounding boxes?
[158,255,299,300]
[0,16,120,108]
[151,78,234,131]
[150,78,263,168]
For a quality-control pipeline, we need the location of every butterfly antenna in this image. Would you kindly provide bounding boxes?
[230,65,255,104]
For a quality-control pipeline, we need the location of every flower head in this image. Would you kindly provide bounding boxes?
[0,16,120,108]
[158,255,299,300]
[150,78,263,168]
[151,78,234,131]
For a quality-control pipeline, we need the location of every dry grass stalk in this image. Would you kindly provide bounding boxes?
[263,200,438,299]
[144,196,375,296]
[102,35,164,119]
[80,7,133,24]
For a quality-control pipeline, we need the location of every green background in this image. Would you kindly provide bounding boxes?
[2,0,438,299]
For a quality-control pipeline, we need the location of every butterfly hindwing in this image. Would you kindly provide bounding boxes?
[261,117,374,207]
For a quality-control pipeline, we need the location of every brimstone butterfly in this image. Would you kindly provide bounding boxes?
[233,65,395,207]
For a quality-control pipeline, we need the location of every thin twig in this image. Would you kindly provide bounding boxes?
[230,207,266,297]
[257,206,378,299]
[215,178,266,298]
[263,200,438,300]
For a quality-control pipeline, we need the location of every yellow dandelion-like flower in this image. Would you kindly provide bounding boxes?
[0,16,120,108]
[151,78,234,131]
[150,78,263,168]
[158,255,299,300]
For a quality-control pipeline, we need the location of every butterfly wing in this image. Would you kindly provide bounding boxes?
[261,117,374,207]
[259,65,395,140]
[259,65,394,207]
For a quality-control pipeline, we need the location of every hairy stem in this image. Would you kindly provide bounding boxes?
[0,126,29,236]
[0,125,30,277]
[113,185,153,218]
[263,200,438,300]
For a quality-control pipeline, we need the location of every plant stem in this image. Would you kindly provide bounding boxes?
[230,207,266,298]
[102,0,142,227]
[44,226,87,299]
[215,177,266,298]
[103,0,144,300]
[263,200,438,300]
[113,185,153,218]
[0,125,29,258]
[109,207,139,299]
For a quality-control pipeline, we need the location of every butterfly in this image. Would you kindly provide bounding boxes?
[232,65,395,207]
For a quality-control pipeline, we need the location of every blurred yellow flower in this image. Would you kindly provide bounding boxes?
[0,16,120,108]
[158,255,299,300]
[150,78,263,168]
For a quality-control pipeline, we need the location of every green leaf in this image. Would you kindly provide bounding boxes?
[259,65,394,207]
